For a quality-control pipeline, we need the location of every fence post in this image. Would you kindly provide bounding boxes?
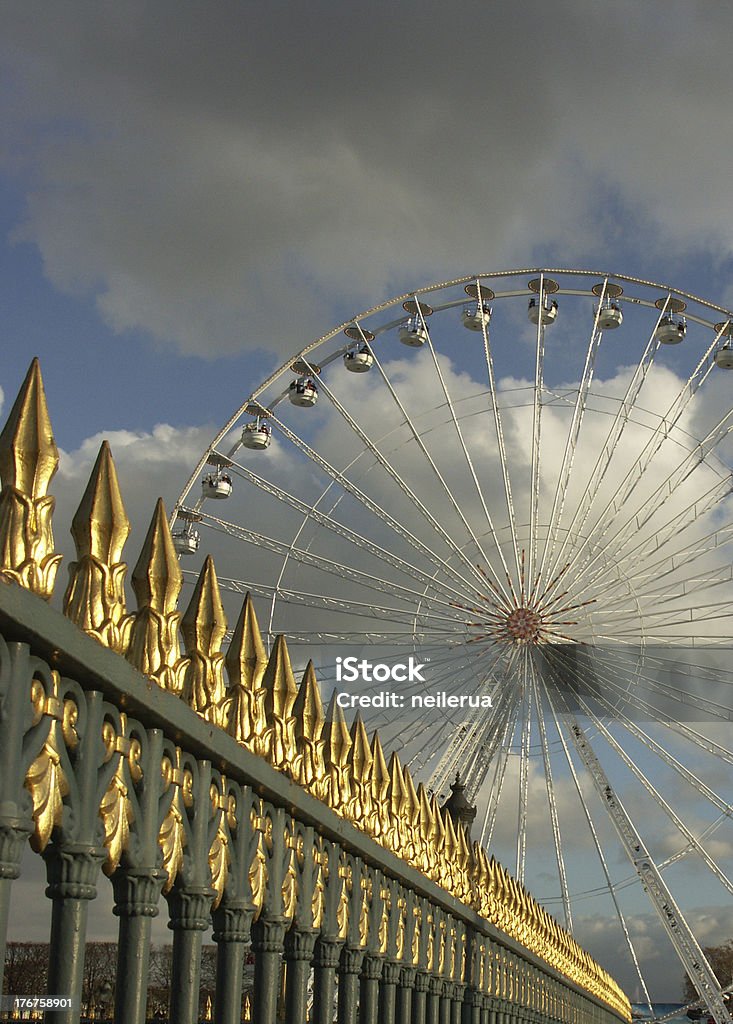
[0,640,53,992]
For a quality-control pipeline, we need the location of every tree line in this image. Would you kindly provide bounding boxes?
[2,942,253,1019]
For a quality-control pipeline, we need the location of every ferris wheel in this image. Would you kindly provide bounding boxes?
[174,269,733,1015]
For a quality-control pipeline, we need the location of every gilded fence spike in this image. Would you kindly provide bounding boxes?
[370,731,390,838]
[0,358,61,598]
[126,498,188,693]
[322,693,352,812]
[292,660,326,795]
[386,751,407,853]
[347,712,373,826]
[260,634,298,770]
[63,441,131,652]
[224,592,268,750]
[181,555,228,726]
[417,782,437,877]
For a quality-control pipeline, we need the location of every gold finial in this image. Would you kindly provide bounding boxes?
[387,751,406,818]
[126,498,188,693]
[62,442,131,652]
[370,731,390,838]
[0,358,61,598]
[260,634,298,770]
[347,712,374,827]
[181,555,228,726]
[385,751,407,855]
[322,692,352,812]
[223,592,268,750]
[292,660,326,794]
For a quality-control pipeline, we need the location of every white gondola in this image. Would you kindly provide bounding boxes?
[714,323,733,368]
[202,471,233,499]
[289,377,319,407]
[528,296,558,326]
[173,527,200,555]
[241,420,272,449]
[655,315,686,345]
[344,345,374,372]
[595,301,623,330]
[461,302,492,332]
[715,345,733,369]
[399,318,429,347]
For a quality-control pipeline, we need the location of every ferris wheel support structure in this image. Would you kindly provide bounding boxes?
[550,683,732,1024]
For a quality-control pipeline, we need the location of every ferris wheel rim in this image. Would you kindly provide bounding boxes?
[172,266,733,519]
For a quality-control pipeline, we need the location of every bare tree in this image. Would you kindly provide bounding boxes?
[683,941,733,1002]
[3,942,49,997]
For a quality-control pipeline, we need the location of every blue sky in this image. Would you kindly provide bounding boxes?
[3,0,733,1003]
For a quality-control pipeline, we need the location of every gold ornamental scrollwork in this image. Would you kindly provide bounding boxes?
[208,779,231,910]
[158,749,189,892]
[336,862,351,940]
[99,715,135,875]
[24,670,75,852]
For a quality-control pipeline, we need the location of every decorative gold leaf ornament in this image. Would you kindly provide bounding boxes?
[99,715,134,875]
[158,749,188,892]
[208,779,231,909]
[24,670,72,852]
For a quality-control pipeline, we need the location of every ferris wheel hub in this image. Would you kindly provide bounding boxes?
[505,606,542,643]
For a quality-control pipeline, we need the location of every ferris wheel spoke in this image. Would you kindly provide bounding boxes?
[558,646,733,767]
[528,660,573,931]
[564,652,733,821]
[411,295,519,597]
[478,299,522,588]
[479,699,522,849]
[527,277,547,589]
[541,648,731,1020]
[256,411,495,605]
[566,412,733,600]
[460,654,524,795]
[599,563,733,619]
[559,664,733,897]
[426,650,515,794]
[195,514,477,616]
[568,475,733,609]
[540,671,656,1014]
[575,510,733,618]
[363,344,517,605]
[193,571,468,630]
[545,301,669,584]
[516,651,533,884]
[198,463,483,608]
[537,284,606,585]
[309,374,509,602]
[582,643,733,720]
[573,325,727,556]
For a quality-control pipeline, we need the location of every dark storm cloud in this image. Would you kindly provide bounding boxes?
[2,1,733,355]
